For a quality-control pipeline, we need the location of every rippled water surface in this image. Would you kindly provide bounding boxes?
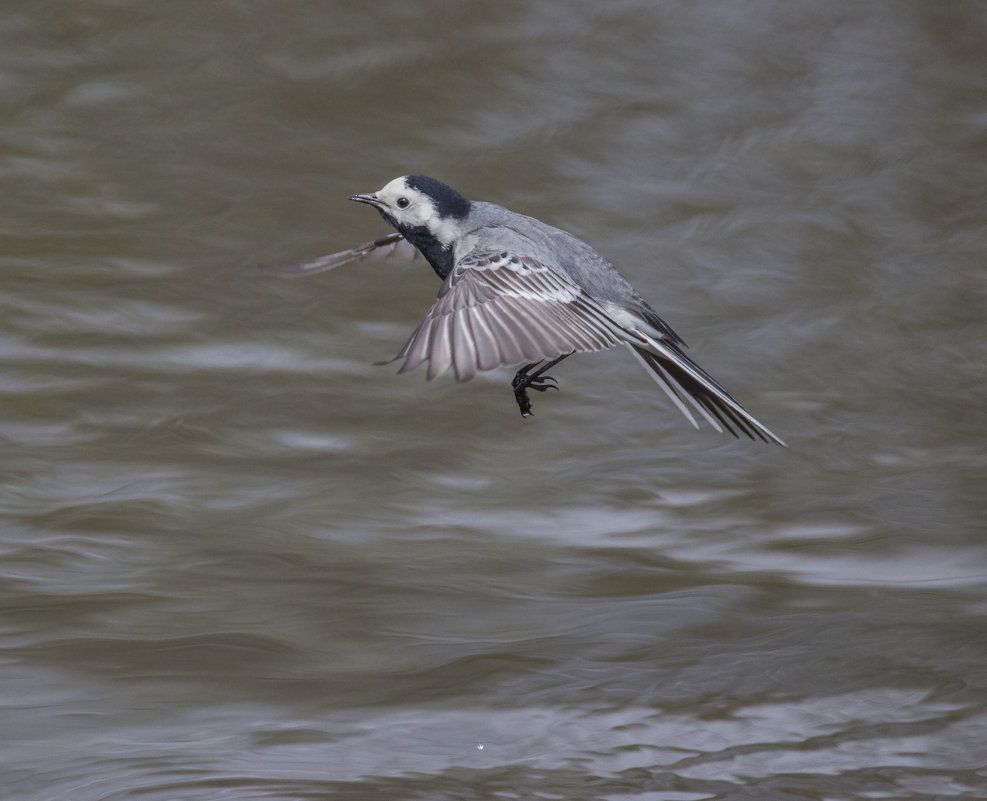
[2,2,985,799]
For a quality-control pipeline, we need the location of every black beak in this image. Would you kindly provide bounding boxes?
[349,193,382,207]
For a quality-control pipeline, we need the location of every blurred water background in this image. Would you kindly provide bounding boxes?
[1,2,985,799]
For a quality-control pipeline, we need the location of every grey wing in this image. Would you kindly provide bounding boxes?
[260,233,420,276]
[394,250,627,382]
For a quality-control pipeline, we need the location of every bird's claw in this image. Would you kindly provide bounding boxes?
[512,370,559,417]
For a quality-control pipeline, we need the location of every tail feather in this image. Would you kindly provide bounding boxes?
[626,340,786,446]
[627,347,700,429]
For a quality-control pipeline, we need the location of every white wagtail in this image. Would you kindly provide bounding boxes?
[270,175,785,444]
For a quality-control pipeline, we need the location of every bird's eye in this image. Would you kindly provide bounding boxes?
[396,197,410,209]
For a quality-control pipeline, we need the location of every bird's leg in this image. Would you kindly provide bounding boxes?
[511,355,569,417]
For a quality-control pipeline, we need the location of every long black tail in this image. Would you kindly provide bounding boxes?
[627,342,786,445]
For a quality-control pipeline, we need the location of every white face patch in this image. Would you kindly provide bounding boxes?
[373,177,461,247]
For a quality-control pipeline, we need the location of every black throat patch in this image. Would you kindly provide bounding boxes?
[394,222,455,280]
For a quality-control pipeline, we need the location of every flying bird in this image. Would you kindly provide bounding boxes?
[267,176,785,445]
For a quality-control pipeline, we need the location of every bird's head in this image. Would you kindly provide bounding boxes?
[350,176,471,248]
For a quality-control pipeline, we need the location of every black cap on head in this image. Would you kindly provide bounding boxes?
[405,175,471,220]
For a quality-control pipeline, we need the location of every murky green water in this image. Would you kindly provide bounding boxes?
[2,2,985,799]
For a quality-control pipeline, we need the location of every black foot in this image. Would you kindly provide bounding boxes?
[512,366,559,418]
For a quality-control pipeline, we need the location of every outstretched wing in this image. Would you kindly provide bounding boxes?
[394,250,627,382]
[260,233,420,276]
